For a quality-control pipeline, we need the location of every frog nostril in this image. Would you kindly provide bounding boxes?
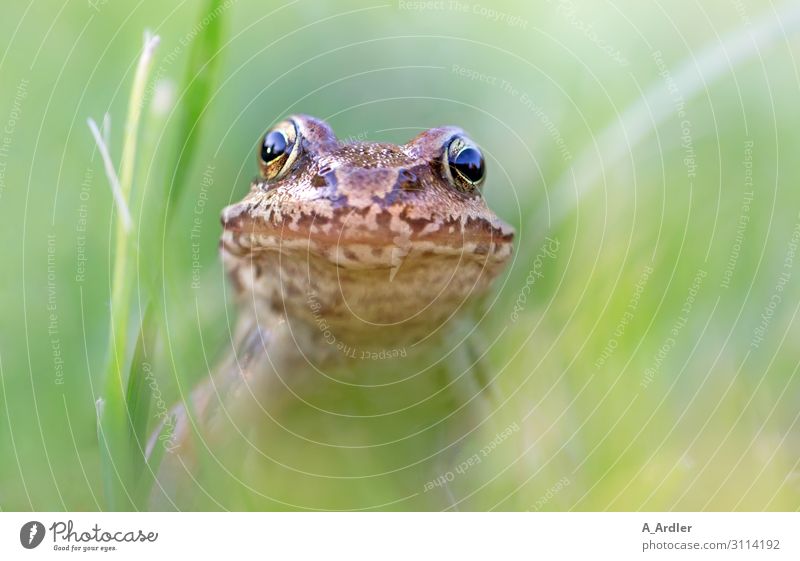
[312,166,337,188]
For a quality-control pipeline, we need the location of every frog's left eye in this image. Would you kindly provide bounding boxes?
[258,119,300,181]
[444,136,485,193]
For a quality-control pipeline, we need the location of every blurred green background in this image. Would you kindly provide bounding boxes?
[1,0,799,510]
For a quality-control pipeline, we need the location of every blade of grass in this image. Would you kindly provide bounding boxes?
[87,116,131,230]
[131,0,229,505]
[94,0,229,510]
[126,303,157,462]
[167,0,228,216]
[134,79,175,286]
[95,31,161,511]
[126,302,161,509]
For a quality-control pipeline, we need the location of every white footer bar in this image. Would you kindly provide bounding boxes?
[2,512,797,560]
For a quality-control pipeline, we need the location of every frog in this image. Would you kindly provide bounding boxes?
[148,115,514,510]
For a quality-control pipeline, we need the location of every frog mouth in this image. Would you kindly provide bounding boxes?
[220,202,514,270]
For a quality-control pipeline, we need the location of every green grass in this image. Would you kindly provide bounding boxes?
[89,2,228,510]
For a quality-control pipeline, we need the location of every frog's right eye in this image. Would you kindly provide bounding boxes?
[258,119,300,181]
[443,135,485,194]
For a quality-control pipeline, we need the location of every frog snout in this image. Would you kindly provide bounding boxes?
[320,166,397,207]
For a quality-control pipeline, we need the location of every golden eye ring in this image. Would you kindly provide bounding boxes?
[443,135,485,193]
[258,119,300,181]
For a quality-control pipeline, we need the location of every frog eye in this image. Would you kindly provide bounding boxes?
[444,136,485,193]
[258,119,300,181]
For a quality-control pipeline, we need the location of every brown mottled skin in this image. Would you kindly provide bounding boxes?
[149,115,514,510]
